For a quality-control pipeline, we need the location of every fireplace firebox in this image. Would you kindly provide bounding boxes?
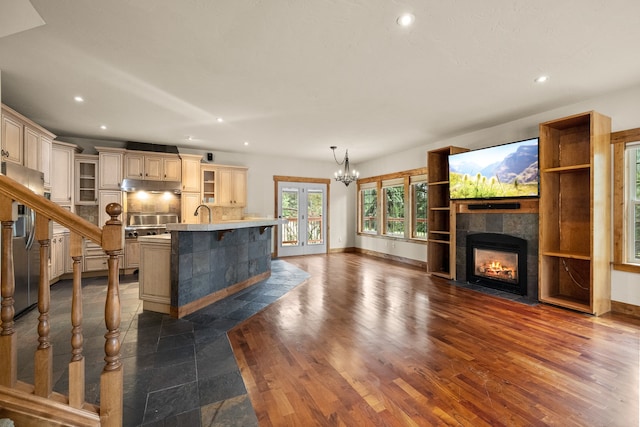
[466,233,527,295]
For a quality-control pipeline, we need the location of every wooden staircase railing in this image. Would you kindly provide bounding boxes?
[0,173,123,426]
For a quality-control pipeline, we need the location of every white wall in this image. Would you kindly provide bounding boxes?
[355,83,640,306]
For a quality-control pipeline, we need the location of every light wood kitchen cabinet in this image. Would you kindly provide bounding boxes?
[125,152,181,181]
[139,236,171,314]
[75,154,98,205]
[217,167,247,207]
[98,190,123,227]
[125,239,140,269]
[24,126,54,188]
[50,232,66,280]
[124,152,145,179]
[1,110,23,165]
[181,192,202,224]
[97,147,124,190]
[51,141,77,207]
[40,134,52,188]
[181,154,202,192]
[162,156,181,181]
[1,105,55,182]
[201,166,216,203]
[24,126,39,171]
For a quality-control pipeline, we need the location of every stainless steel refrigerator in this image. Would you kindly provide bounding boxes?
[1,162,45,315]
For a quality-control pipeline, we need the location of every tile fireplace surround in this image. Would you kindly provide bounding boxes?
[455,210,539,304]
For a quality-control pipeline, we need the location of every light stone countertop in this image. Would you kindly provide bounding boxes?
[165,218,285,232]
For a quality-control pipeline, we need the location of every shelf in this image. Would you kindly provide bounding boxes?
[538,295,591,314]
[542,164,590,173]
[429,230,450,235]
[541,250,591,261]
[428,180,449,186]
[428,239,450,245]
[430,271,453,280]
[429,207,450,211]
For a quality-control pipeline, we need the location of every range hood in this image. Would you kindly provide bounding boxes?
[121,178,182,194]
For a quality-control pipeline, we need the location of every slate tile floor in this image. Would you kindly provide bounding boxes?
[14,260,310,426]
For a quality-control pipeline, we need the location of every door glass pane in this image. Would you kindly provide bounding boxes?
[307,189,324,245]
[281,188,299,246]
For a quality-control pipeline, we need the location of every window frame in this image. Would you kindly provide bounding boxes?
[626,143,640,264]
[410,176,428,240]
[359,183,379,235]
[611,128,640,273]
[356,168,427,243]
[382,178,406,237]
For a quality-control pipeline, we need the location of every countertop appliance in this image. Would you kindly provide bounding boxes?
[125,213,178,239]
[1,162,45,316]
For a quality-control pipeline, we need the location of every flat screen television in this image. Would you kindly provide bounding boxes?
[448,137,539,200]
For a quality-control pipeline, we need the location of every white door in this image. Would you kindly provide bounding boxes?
[277,182,327,256]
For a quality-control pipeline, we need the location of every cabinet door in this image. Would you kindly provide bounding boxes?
[217,168,232,206]
[181,192,202,224]
[75,158,98,205]
[201,167,216,203]
[232,169,247,207]
[99,151,123,189]
[24,126,40,171]
[40,135,52,188]
[125,239,140,268]
[124,153,144,179]
[181,156,202,192]
[162,157,181,181]
[144,156,163,180]
[98,190,123,227]
[1,113,23,165]
[51,144,73,205]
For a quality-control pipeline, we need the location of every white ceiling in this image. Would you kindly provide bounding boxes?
[1,0,640,163]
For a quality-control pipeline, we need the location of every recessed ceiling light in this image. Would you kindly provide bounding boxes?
[535,75,549,83]
[397,13,415,27]
[243,141,249,146]
[216,117,224,123]
[74,96,84,102]
[187,136,194,141]
[100,125,107,130]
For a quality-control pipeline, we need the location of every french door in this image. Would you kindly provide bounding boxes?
[277,181,327,256]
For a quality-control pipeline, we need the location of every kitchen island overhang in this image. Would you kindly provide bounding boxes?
[139,219,285,318]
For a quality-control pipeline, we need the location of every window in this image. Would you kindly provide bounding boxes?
[627,144,640,263]
[383,181,405,236]
[411,179,428,239]
[356,167,427,242]
[612,129,640,273]
[361,186,377,234]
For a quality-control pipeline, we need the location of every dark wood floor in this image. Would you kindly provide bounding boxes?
[228,253,640,426]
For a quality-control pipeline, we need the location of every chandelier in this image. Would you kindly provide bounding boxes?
[330,146,359,186]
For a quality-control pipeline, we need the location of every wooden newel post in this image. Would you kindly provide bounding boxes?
[100,203,123,427]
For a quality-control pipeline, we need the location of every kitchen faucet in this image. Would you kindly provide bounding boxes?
[194,204,212,223]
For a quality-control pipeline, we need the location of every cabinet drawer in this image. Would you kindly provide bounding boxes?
[84,256,108,271]
[85,242,105,257]
[84,255,124,272]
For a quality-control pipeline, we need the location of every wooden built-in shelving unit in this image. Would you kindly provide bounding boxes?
[538,111,611,315]
[426,146,468,279]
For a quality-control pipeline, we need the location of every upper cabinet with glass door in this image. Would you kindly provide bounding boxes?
[75,154,99,205]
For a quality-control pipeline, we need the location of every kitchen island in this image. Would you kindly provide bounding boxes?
[138,218,283,318]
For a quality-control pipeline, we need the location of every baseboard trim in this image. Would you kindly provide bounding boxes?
[329,247,356,254]
[611,300,640,318]
[354,248,427,269]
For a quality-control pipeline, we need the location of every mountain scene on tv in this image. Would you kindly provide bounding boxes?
[449,142,539,199]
